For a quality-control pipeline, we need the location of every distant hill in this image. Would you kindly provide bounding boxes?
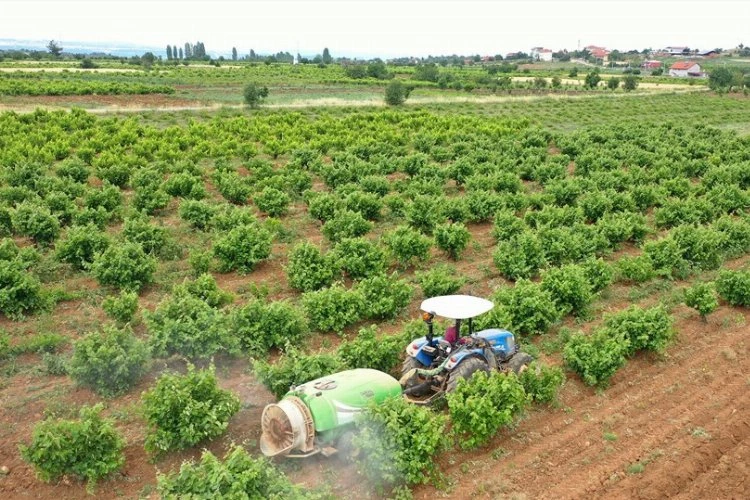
[0,38,164,57]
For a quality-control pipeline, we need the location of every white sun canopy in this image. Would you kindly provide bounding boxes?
[420,295,494,320]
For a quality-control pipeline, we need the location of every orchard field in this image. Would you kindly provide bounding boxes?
[0,72,749,499]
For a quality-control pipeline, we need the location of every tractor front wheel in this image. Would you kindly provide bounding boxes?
[507,352,533,374]
[446,357,489,393]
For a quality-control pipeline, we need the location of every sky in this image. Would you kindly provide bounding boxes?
[1,0,748,58]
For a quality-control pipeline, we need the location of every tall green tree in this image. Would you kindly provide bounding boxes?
[232,47,238,61]
[47,40,63,57]
[178,47,183,59]
[166,45,173,60]
[322,47,332,64]
[184,42,192,59]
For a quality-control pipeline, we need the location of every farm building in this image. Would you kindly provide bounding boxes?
[669,61,703,77]
[663,46,689,55]
[698,49,719,58]
[530,47,553,62]
[642,60,662,69]
[585,45,609,61]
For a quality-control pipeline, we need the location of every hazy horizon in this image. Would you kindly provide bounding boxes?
[2,0,747,59]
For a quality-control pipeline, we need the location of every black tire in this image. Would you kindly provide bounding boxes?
[446,356,490,393]
[507,352,533,375]
[336,430,359,461]
[400,356,425,379]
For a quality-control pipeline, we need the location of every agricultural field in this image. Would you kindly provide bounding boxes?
[0,63,749,500]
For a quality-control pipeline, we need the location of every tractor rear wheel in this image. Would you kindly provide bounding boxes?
[446,357,490,393]
[400,356,424,379]
[507,352,533,374]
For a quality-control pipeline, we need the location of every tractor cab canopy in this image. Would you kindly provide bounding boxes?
[420,295,494,320]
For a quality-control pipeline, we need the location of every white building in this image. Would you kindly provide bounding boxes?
[530,47,553,62]
[669,61,702,77]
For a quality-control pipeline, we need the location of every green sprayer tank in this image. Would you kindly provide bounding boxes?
[260,368,401,458]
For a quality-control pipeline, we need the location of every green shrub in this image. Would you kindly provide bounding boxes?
[56,224,110,270]
[684,282,718,320]
[603,305,673,355]
[188,249,212,276]
[302,283,364,333]
[417,264,465,298]
[211,204,257,231]
[68,324,150,397]
[122,215,171,256]
[321,209,373,242]
[19,404,125,491]
[214,172,252,204]
[344,190,383,220]
[337,325,408,374]
[91,242,156,291]
[157,446,316,499]
[492,210,526,242]
[11,332,66,355]
[672,224,726,271]
[142,365,240,454]
[331,237,386,280]
[101,290,138,324]
[12,202,60,246]
[57,157,90,183]
[213,223,273,273]
[383,225,432,267]
[716,269,750,306]
[306,192,341,222]
[173,273,233,308]
[563,329,630,387]
[0,260,45,320]
[132,183,171,214]
[541,264,594,316]
[254,344,346,399]
[447,371,528,449]
[41,352,68,376]
[354,396,447,486]
[487,279,560,336]
[433,222,471,260]
[0,330,9,360]
[518,362,565,404]
[581,257,614,293]
[493,231,546,280]
[405,196,443,233]
[466,189,504,223]
[643,237,690,279]
[179,199,217,230]
[162,172,205,199]
[254,187,290,217]
[356,273,414,320]
[616,255,656,283]
[285,242,337,293]
[229,299,308,352]
[146,293,237,359]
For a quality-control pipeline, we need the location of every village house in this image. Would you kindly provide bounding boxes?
[585,45,609,61]
[669,61,703,77]
[642,60,663,70]
[530,47,553,62]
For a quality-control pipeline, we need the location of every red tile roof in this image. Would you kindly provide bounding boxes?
[670,61,697,70]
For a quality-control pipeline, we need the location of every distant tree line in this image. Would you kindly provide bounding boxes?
[165,42,208,61]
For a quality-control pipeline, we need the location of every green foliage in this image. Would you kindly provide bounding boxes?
[354,396,447,486]
[91,242,157,291]
[157,446,317,499]
[684,282,718,320]
[254,187,290,217]
[581,257,614,293]
[122,215,171,256]
[213,223,273,273]
[384,80,411,106]
[356,273,414,320]
[11,332,66,355]
[142,365,241,454]
[331,237,386,280]
[383,225,432,267]
[447,371,528,449]
[417,264,465,298]
[518,362,565,404]
[616,255,656,283]
[179,199,217,230]
[541,264,594,316]
[146,293,237,359]
[487,279,560,336]
[493,231,546,280]
[56,224,110,270]
[492,210,526,242]
[0,260,45,320]
[716,269,750,306]
[12,202,60,246]
[68,324,150,397]
[188,249,212,276]
[285,242,337,292]
[563,329,630,387]
[306,192,341,222]
[433,222,471,260]
[254,344,346,399]
[623,74,639,91]
[584,70,601,88]
[344,190,383,220]
[603,305,673,355]
[321,209,373,242]
[101,290,138,324]
[229,299,308,353]
[405,195,443,233]
[0,330,9,360]
[302,283,364,332]
[19,404,125,490]
[243,82,269,107]
[214,172,252,204]
[337,325,408,374]
[173,273,233,308]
